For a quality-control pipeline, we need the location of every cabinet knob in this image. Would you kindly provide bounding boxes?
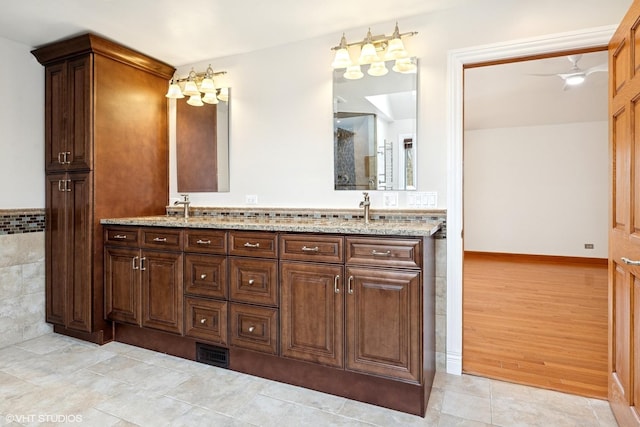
[248,325,255,333]
[200,318,207,324]
[200,273,207,279]
[248,279,255,285]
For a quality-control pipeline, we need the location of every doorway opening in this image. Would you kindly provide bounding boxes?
[461,50,608,397]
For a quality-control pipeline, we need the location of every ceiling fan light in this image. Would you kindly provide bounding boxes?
[565,74,586,86]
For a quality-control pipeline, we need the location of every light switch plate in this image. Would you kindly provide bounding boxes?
[245,195,258,205]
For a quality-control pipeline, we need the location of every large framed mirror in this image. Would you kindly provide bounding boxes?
[333,59,417,191]
[176,90,230,192]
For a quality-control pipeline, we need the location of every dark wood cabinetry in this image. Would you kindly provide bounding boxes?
[34,34,174,343]
[103,224,435,416]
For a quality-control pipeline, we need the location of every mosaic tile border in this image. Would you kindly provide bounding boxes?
[0,209,46,235]
[165,206,447,239]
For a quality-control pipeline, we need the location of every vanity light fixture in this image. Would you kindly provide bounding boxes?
[165,65,228,106]
[330,22,417,80]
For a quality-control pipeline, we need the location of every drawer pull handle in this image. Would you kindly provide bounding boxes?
[140,257,146,271]
[348,276,354,294]
[248,325,255,333]
[196,239,211,245]
[200,273,207,279]
[113,234,127,240]
[248,279,255,285]
[622,257,640,266]
[244,242,260,248]
[302,246,319,252]
[132,256,139,270]
[334,275,340,294]
[153,237,168,242]
[200,318,207,324]
[371,250,391,257]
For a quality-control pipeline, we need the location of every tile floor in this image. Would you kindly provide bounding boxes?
[0,333,619,426]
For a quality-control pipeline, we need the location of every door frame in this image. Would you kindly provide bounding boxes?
[445,25,616,375]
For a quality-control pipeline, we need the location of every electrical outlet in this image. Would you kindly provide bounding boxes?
[383,192,398,207]
[584,243,594,249]
[245,195,258,205]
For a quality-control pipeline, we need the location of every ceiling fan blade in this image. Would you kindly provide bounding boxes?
[585,63,608,75]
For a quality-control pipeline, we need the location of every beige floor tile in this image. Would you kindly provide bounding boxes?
[94,389,194,426]
[259,380,347,414]
[441,390,492,424]
[338,399,427,426]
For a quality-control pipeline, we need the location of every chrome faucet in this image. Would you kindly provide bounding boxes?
[359,192,371,224]
[174,194,190,219]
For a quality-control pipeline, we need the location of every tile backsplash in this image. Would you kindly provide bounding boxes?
[0,209,45,235]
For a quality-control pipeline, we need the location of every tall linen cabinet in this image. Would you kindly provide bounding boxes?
[32,34,175,344]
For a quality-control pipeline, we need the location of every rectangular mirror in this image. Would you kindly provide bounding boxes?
[333,59,417,190]
[176,90,230,192]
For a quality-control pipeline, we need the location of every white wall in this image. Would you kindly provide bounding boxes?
[0,37,43,209]
[1,0,631,211]
[464,121,608,258]
[168,0,630,210]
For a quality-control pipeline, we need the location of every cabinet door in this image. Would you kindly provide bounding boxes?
[45,174,68,325]
[104,246,141,326]
[44,57,92,172]
[345,267,421,383]
[141,250,184,334]
[66,172,93,332]
[280,261,344,368]
[184,254,227,299]
[45,172,92,332]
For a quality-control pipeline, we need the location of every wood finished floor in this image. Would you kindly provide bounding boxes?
[463,251,608,399]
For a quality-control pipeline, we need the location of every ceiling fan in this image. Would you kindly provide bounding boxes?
[532,54,608,89]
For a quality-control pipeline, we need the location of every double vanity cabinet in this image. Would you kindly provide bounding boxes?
[102,218,438,416]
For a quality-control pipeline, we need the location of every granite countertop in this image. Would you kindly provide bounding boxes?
[100,215,442,237]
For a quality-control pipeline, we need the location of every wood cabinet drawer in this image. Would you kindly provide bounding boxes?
[104,227,139,246]
[229,231,278,258]
[229,303,278,355]
[184,254,228,299]
[345,237,422,269]
[185,297,227,345]
[141,228,183,250]
[184,230,227,254]
[230,257,278,306]
[280,234,344,263]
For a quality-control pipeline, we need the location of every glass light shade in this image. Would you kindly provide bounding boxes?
[392,58,417,73]
[217,87,229,102]
[368,61,388,77]
[187,95,203,106]
[332,48,352,69]
[359,43,378,64]
[165,83,184,99]
[200,77,216,93]
[183,80,200,96]
[202,92,219,104]
[565,74,585,86]
[343,64,364,80]
[385,37,408,60]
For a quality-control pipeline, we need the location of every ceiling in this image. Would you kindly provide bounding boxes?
[0,0,465,66]
[464,50,608,130]
[0,1,608,130]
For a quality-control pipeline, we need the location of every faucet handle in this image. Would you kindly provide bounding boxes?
[362,192,369,201]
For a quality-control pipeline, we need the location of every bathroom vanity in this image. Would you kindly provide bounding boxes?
[101,210,441,416]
